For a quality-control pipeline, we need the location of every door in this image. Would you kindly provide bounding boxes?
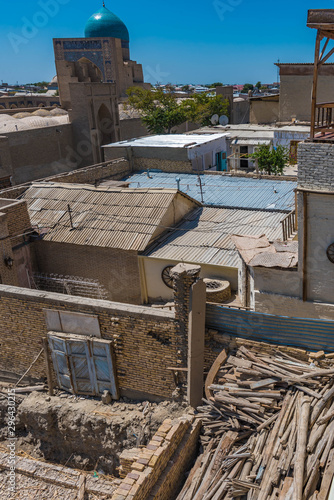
[216,152,227,171]
[48,333,119,399]
[290,141,299,165]
[240,146,249,169]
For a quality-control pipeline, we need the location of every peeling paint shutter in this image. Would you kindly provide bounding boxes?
[48,334,119,399]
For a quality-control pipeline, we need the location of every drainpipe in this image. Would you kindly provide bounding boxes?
[176,177,181,191]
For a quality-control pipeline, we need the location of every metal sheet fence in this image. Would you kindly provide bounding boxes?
[206,304,334,352]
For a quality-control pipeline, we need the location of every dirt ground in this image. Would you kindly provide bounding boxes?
[0,385,192,476]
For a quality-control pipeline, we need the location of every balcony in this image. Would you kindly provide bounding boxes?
[308,10,334,142]
[312,102,334,141]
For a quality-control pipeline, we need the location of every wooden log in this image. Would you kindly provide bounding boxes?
[205,349,228,401]
[13,385,46,393]
[250,378,278,390]
[15,348,44,387]
[318,449,334,500]
[257,413,279,432]
[310,385,334,427]
[278,477,293,499]
[319,419,334,468]
[295,385,322,400]
[193,431,238,500]
[294,396,310,500]
[304,458,320,500]
[77,475,86,500]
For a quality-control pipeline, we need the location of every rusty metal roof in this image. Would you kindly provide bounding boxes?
[144,207,286,268]
[231,234,298,268]
[21,183,199,252]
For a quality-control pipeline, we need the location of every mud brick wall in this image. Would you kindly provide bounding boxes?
[0,199,31,247]
[0,158,131,200]
[0,286,182,400]
[133,157,193,173]
[113,416,200,500]
[0,213,19,287]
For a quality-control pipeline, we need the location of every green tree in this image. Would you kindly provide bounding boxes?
[251,145,289,175]
[208,82,223,88]
[126,87,188,134]
[126,87,229,133]
[255,81,262,89]
[242,83,254,93]
[181,93,229,126]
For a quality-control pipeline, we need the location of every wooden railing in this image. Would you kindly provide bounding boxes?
[281,210,297,241]
[313,102,334,137]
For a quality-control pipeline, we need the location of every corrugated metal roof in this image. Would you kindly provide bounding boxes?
[124,172,297,211]
[21,182,199,252]
[144,206,286,268]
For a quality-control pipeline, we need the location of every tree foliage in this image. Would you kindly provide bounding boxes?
[181,93,229,126]
[242,83,254,93]
[208,82,223,88]
[251,145,289,175]
[126,87,229,133]
[126,87,187,134]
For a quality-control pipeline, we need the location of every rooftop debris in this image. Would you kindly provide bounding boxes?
[178,343,334,499]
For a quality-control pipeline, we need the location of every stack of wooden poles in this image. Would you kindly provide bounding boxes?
[177,344,334,500]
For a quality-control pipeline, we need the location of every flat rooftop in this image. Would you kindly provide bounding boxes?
[122,172,297,212]
[104,133,228,149]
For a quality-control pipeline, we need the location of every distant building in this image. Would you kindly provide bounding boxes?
[276,63,334,123]
[54,4,149,108]
[104,134,229,172]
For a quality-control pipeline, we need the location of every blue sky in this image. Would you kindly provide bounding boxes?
[0,0,333,85]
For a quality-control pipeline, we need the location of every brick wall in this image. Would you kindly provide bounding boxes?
[133,158,193,173]
[0,213,19,287]
[113,416,200,500]
[298,142,334,191]
[0,158,131,200]
[33,241,143,304]
[0,199,31,247]
[0,286,180,399]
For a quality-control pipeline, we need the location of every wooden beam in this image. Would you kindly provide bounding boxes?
[204,349,228,401]
[42,337,54,396]
[311,31,322,139]
[319,46,334,66]
[319,37,330,61]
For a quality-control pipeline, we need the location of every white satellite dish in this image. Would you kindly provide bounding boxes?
[210,114,219,125]
[219,115,229,126]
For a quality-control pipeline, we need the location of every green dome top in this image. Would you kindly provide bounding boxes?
[84,4,129,42]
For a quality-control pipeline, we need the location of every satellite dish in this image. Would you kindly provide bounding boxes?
[210,114,219,125]
[219,115,229,126]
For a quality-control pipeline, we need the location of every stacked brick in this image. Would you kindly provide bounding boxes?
[112,416,199,500]
[119,449,141,478]
[298,142,334,191]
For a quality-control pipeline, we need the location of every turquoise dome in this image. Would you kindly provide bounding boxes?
[84,5,129,42]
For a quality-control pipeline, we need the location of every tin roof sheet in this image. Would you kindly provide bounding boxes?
[123,172,296,211]
[21,182,199,252]
[104,133,228,149]
[145,206,286,268]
